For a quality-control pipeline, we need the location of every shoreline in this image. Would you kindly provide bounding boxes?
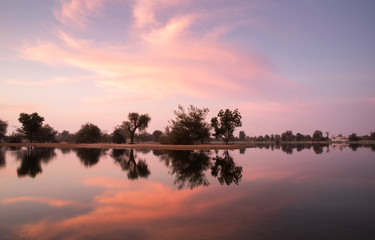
[0,142,246,150]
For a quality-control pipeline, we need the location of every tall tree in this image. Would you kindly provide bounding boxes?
[18,112,44,143]
[211,109,242,144]
[0,119,8,142]
[122,113,151,144]
[166,105,211,144]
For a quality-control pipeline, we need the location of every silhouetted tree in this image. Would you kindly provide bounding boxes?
[371,132,375,140]
[34,124,58,142]
[0,119,8,142]
[56,130,75,143]
[281,130,294,141]
[211,108,242,144]
[165,105,211,144]
[239,131,246,141]
[18,112,44,142]
[111,126,126,143]
[122,113,151,144]
[295,133,305,141]
[312,130,324,141]
[75,123,102,143]
[211,150,242,185]
[152,130,163,142]
[348,133,360,141]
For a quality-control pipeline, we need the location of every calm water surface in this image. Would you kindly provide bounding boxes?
[0,145,374,239]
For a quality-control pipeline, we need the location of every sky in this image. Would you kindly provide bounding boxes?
[0,0,374,137]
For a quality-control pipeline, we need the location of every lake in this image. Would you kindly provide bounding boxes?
[0,145,374,239]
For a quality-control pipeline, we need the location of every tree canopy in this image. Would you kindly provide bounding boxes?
[75,123,102,143]
[0,119,8,142]
[122,113,151,144]
[18,112,45,142]
[165,105,211,144]
[211,109,242,144]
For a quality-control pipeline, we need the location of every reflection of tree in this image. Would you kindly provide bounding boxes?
[159,150,212,189]
[211,150,242,185]
[16,148,56,178]
[75,148,105,167]
[60,148,72,155]
[111,149,150,180]
[312,144,324,154]
[348,143,360,152]
[0,148,5,168]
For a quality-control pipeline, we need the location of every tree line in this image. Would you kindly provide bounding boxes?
[237,130,375,143]
[0,105,242,145]
[1,105,374,145]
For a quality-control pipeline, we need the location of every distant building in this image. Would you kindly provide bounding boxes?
[330,136,349,142]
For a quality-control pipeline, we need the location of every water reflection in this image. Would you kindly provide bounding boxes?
[0,148,5,168]
[111,149,151,180]
[211,150,242,185]
[15,148,56,178]
[156,150,243,189]
[158,150,212,189]
[74,148,106,167]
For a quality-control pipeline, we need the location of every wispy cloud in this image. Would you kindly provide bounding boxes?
[2,196,76,207]
[5,77,80,86]
[55,0,106,28]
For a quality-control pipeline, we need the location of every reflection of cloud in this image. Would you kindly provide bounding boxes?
[2,196,76,207]
[15,177,247,239]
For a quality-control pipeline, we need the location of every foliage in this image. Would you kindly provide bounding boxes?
[56,130,75,143]
[18,112,45,142]
[34,124,58,142]
[75,123,102,143]
[281,130,294,141]
[165,105,211,145]
[371,132,375,140]
[135,132,153,142]
[152,130,163,142]
[239,131,246,141]
[122,113,151,144]
[312,130,324,141]
[0,119,8,141]
[211,109,242,144]
[348,133,360,141]
[111,126,127,143]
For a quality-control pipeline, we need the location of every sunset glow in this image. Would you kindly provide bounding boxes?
[1,0,374,136]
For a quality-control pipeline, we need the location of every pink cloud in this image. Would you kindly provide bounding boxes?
[369,97,375,105]
[55,0,105,28]
[2,196,76,207]
[5,77,80,86]
[18,0,296,106]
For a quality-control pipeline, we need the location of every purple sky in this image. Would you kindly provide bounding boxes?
[1,0,374,137]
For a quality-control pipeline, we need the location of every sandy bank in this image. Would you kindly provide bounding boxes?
[0,142,246,150]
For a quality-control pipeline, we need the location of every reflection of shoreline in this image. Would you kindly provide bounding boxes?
[0,143,246,150]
